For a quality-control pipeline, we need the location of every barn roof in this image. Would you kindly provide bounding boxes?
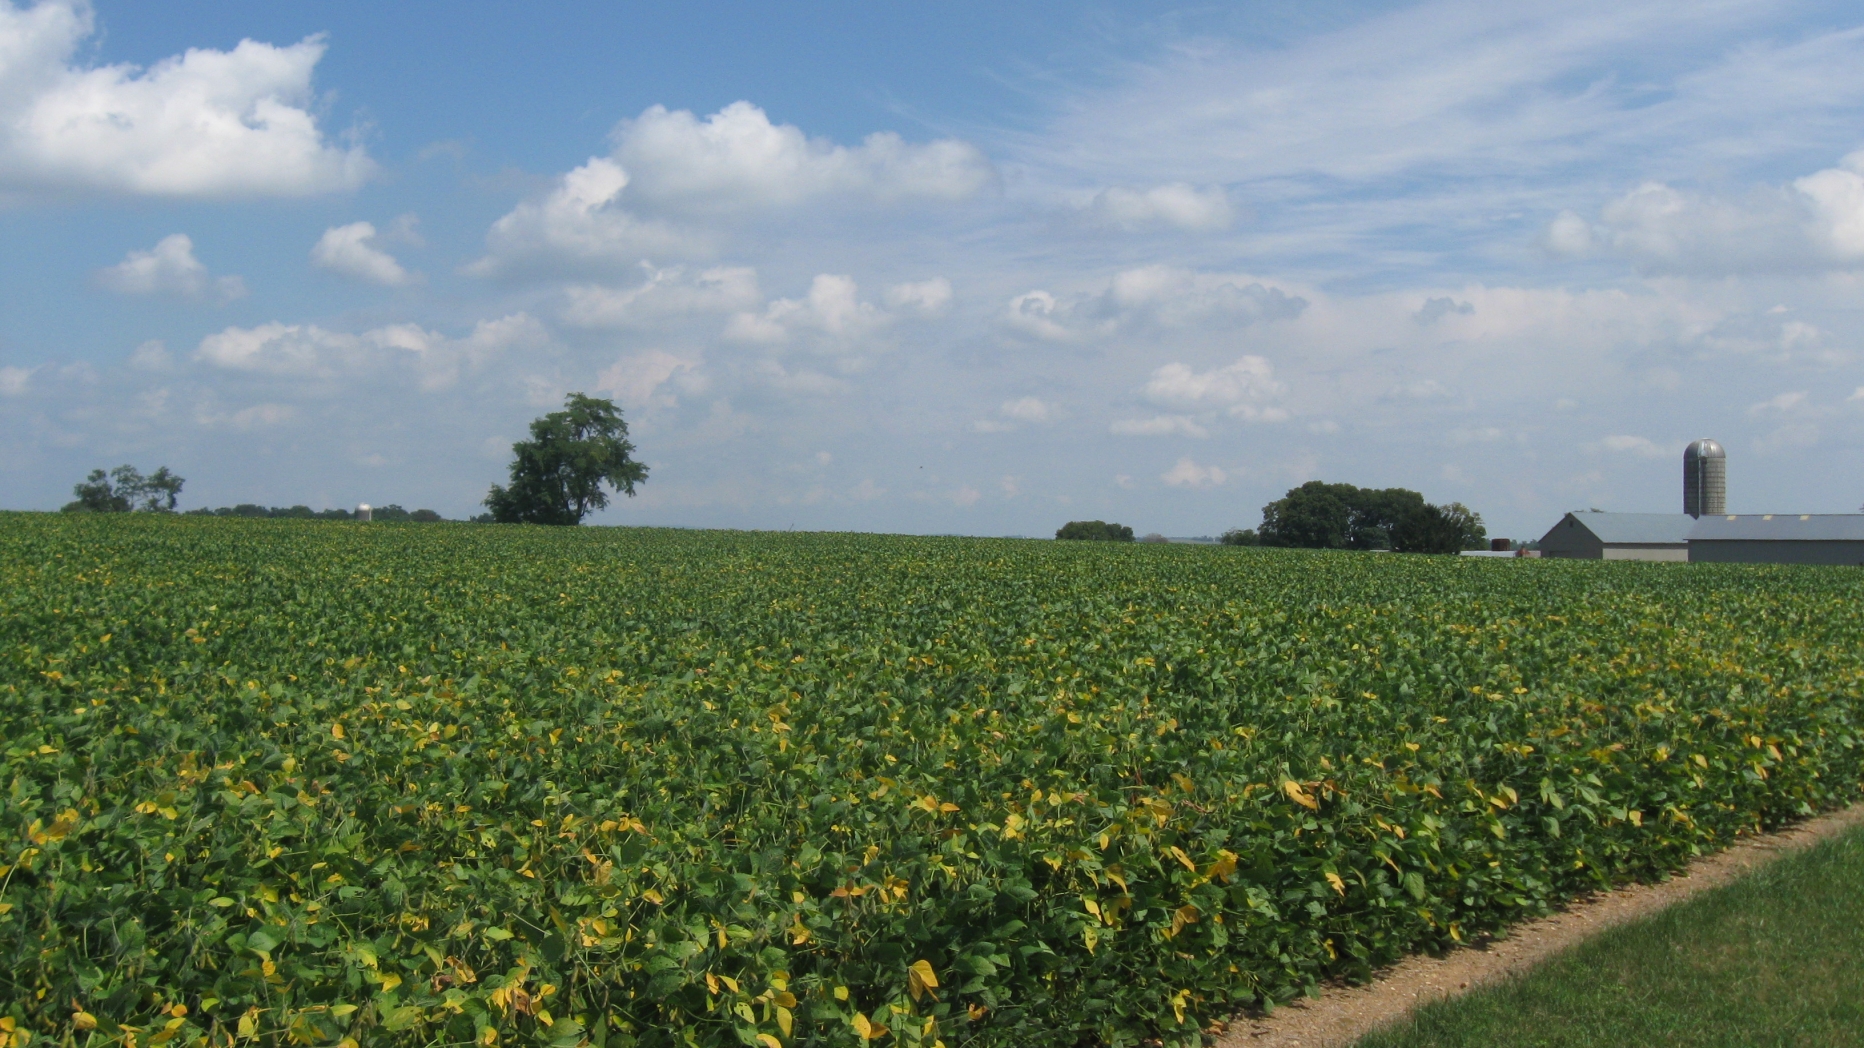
[1554,512,1698,545]
[1688,514,1864,542]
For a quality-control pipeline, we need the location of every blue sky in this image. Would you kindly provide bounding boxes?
[4,0,1864,537]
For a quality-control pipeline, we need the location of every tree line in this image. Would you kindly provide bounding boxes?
[61,466,445,521]
[1056,481,1485,555]
[54,393,650,527]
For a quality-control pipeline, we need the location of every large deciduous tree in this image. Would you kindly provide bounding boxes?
[1253,480,1484,554]
[485,394,648,525]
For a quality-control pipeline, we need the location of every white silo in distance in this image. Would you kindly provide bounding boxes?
[1683,439,1725,518]
[357,503,373,522]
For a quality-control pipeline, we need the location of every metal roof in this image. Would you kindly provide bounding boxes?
[1688,514,1864,542]
[1552,512,1698,545]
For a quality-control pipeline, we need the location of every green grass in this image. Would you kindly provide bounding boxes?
[1355,822,1864,1048]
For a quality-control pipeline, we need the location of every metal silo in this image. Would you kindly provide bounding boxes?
[1683,439,1725,518]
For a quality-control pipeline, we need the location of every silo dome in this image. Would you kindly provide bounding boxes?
[1683,439,1725,518]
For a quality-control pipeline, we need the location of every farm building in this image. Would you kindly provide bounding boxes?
[1538,511,1696,561]
[1688,515,1864,565]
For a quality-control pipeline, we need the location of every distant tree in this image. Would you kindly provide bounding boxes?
[62,464,183,513]
[1257,481,1361,548]
[1139,532,1169,544]
[409,509,443,523]
[1256,481,1484,553]
[1055,520,1135,541]
[1393,501,1486,554]
[1219,528,1260,546]
[485,394,648,525]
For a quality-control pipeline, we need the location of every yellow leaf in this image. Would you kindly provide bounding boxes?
[833,986,849,1001]
[1204,849,1238,880]
[1167,903,1199,938]
[757,1036,782,1048]
[331,723,346,740]
[1325,871,1345,895]
[641,888,665,905]
[776,1005,794,1036]
[852,1013,874,1040]
[908,959,939,1000]
[1282,780,1319,810]
[378,973,402,993]
[705,973,719,996]
[1167,846,1196,872]
[73,1012,97,1032]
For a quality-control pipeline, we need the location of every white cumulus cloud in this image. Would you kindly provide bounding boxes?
[613,101,994,213]
[1568,153,1864,274]
[0,0,371,198]
[561,264,760,328]
[975,396,1059,432]
[311,222,411,286]
[468,103,993,277]
[884,277,952,316]
[1004,267,1307,341]
[194,313,545,389]
[1110,415,1209,438]
[1160,457,1227,488]
[467,158,704,277]
[1143,356,1288,421]
[726,274,884,346]
[1084,183,1234,231]
[0,364,31,395]
[1748,391,1809,415]
[1588,434,1668,458]
[95,233,245,300]
[595,350,704,409]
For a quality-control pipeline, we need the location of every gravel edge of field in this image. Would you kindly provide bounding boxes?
[1211,801,1864,1048]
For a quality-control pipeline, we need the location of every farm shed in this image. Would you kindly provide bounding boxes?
[1687,514,1864,565]
[1538,511,1695,561]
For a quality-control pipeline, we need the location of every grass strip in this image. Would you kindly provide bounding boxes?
[1355,822,1864,1048]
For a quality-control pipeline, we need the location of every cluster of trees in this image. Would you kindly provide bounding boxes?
[1231,480,1485,554]
[62,465,184,513]
[1055,520,1135,541]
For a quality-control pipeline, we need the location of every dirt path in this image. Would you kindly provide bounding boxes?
[1212,802,1864,1048]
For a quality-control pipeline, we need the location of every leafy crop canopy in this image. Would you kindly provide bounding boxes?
[2,514,1861,1047]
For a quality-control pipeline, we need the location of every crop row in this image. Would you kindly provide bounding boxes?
[2,514,1861,1047]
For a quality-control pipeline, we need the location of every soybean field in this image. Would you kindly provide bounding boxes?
[3,514,1862,1048]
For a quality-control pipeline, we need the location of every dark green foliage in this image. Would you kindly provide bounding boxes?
[486,394,647,525]
[1056,520,1135,541]
[63,465,184,514]
[2,515,1861,1048]
[1359,825,1864,1048]
[186,505,355,520]
[1395,501,1486,555]
[1219,528,1259,546]
[1257,481,1485,553]
[182,505,446,522]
